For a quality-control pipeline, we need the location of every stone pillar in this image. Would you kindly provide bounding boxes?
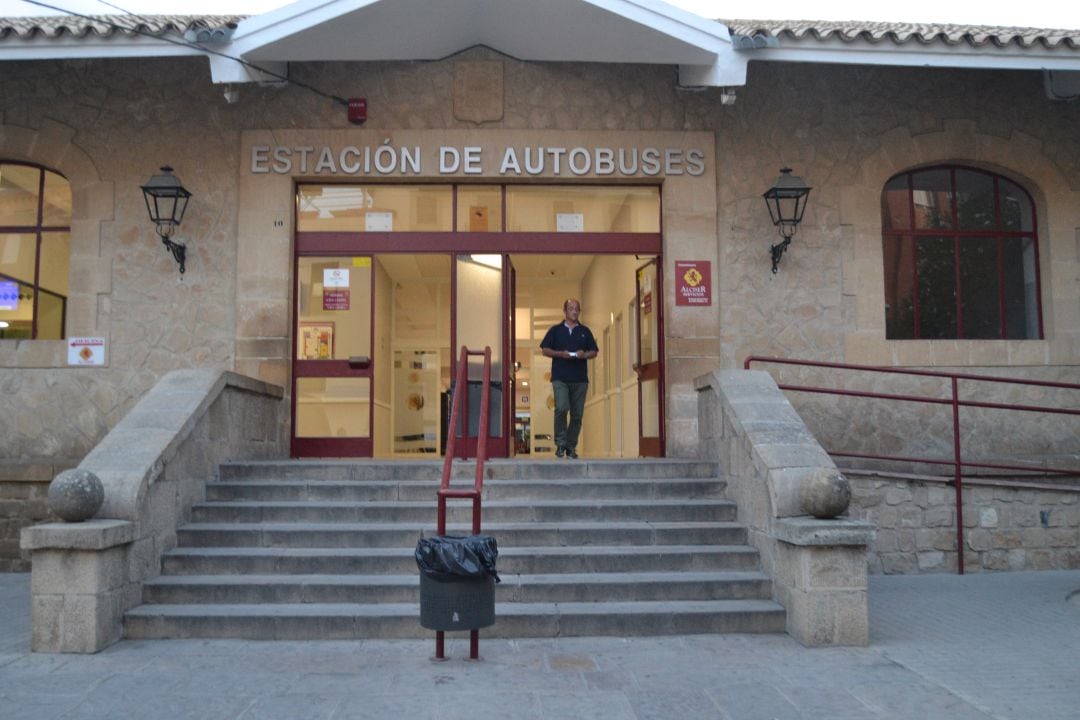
[770,518,875,646]
[21,520,135,653]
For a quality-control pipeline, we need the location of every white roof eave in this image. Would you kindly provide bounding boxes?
[0,34,203,60]
[736,37,1080,73]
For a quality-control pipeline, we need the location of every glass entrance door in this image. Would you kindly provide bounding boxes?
[635,258,664,457]
[292,256,374,457]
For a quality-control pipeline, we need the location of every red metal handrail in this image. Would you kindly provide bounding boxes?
[744,355,1080,574]
[434,345,492,659]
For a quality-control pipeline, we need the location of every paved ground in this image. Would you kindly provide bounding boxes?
[1,570,1078,720]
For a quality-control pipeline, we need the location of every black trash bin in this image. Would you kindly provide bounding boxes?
[415,535,499,631]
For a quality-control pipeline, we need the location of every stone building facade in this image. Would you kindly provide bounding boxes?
[1,4,1078,571]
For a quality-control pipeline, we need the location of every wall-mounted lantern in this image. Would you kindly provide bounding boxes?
[141,166,192,274]
[762,168,811,274]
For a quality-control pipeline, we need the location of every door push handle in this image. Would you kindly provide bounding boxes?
[348,356,371,369]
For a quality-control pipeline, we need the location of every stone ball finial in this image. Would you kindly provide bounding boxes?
[48,469,105,522]
[799,468,852,519]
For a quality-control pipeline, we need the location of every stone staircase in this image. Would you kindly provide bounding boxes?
[124,459,786,640]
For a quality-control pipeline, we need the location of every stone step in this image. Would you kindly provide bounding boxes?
[175,521,747,548]
[191,498,737,523]
[141,570,774,604]
[206,477,725,502]
[124,599,787,640]
[160,545,762,576]
[218,459,719,482]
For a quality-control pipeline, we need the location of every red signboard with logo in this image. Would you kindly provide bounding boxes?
[675,260,711,306]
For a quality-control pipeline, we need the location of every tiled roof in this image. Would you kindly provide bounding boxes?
[723,20,1080,50]
[1,14,1078,52]
[0,14,244,39]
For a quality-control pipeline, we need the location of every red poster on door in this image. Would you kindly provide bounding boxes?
[675,260,711,306]
[323,288,351,310]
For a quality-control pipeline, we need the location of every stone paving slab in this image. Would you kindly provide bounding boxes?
[1,570,1079,719]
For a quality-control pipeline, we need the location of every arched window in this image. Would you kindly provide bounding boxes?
[881,165,1042,340]
[0,162,71,339]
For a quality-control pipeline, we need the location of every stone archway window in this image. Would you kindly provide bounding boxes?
[881,165,1042,340]
[0,162,71,340]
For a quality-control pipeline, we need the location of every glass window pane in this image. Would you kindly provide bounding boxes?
[916,237,957,339]
[883,235,915,339]
[393,350,441,454]
[999,178,1033,232]
[881,175,910,231]
[297,185,452,232]
[0,233,37,285]
[36,288,65,339]
[296,257,371,359]
[1003,237,1040,339]
[457,186,503,232]
[295,377,371,437]
[959,237,1000,338]
[507,186,660,232]
[0,277,33,337]
[38,232,69,296]
[637,262,659,365]
[955,169,995,230]
[381,254,450,343]
[41,170,71,227]
[910,169,954,230]
[0,164,41,227]
[640,377,660,438]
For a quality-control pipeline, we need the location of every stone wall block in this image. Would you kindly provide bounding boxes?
[881,552,916,574]
[917,551,946,570]
[30,547,127,595]
[925,506,954,527]
[785,587,869,647]
[30,594,64,652]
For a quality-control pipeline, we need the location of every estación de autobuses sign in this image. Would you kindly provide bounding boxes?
[251,144,707,177]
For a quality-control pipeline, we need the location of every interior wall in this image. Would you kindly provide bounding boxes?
[582,255,643,457]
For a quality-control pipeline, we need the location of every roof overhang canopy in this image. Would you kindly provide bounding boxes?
[0,0,749,87]
[218,0,746,85]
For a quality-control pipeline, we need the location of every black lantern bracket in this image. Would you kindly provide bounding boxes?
[762,168,811,274]
[141,166,192,274]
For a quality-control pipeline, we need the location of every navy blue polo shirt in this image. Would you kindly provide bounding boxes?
[540,322,599,383]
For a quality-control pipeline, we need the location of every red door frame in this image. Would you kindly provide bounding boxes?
[291,188,663,459]
[635,257,666,457]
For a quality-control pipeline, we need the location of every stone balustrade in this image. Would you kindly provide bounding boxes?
[696,369,874,646]
[20,369,285,653]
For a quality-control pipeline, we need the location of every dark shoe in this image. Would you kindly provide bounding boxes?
[567,449,579,459]
[555,446,566,458]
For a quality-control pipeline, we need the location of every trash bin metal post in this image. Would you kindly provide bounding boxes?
[432,346,493,660]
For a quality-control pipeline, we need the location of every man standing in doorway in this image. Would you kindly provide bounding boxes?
[540,298,599,459]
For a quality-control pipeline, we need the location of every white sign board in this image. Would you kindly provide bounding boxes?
[67,337,106,366]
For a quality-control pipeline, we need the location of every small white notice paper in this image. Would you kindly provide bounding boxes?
[323,268,350,288]
[556,213,584,232]
[365,211,393,232]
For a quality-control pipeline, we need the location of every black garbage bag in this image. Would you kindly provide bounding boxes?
[415,534,500,583]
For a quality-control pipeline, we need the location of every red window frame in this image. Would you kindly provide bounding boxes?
[881,165,1043,340]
